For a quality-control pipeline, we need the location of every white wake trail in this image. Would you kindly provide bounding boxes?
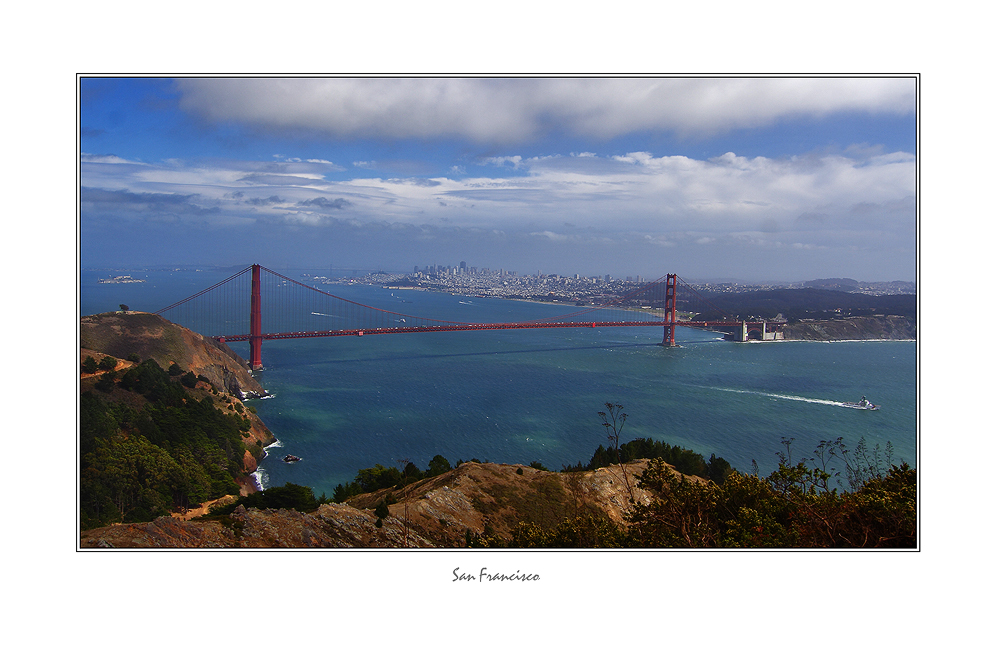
[703,386,845,407]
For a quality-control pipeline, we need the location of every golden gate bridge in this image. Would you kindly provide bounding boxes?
[155,264,781,369]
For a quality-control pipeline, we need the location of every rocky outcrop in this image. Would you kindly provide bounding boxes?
[80,504,428,548]
[782,316,915,341]
[80,460,665,548]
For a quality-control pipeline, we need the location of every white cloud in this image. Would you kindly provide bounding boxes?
[80,146,915,277]
[644,235,676,248]
[482,155,523,168]
[80,153,148,165]
[531,230,571,242]
[174,77,915,144]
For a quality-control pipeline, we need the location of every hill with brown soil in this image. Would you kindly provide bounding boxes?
[80,460,670,548]
[80,311,265,398]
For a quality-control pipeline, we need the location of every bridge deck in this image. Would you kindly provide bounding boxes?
[216,319,774,341]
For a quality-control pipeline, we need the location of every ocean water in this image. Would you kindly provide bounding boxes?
[81,268,918,496]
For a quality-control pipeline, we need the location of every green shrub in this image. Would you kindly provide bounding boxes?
[94,371,117,392]
[354,464,402,493]
[220,483,321,514]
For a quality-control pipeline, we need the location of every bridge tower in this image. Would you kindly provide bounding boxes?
[249,264,263,369]
[662,273,678,346]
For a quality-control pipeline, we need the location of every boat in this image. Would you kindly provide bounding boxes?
[840,396,880,410]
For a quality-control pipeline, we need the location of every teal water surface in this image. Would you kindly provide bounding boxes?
[81,269,917,496]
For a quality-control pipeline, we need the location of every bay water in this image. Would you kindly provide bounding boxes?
[81,268,918,496]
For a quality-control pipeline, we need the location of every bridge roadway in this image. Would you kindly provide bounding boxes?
[215,319,777,341]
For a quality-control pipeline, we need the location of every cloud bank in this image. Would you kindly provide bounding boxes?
[175,77,915,144]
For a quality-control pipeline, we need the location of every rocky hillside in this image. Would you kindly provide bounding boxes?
[80,460,667,548]
[783,316,915,341]
[81,311,265,398]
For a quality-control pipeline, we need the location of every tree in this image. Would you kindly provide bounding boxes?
[706,454,734,484]
[98,355,118,371]
[427,454,452,476]
[82,356,99,374]
[119,304,129,312]
[354,464,402,493]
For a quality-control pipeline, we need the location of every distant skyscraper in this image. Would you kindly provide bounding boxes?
[460,261,467,270]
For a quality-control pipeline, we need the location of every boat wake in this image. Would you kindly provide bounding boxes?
[702,386,848,407]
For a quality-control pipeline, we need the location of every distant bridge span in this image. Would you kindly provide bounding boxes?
[156,264,782,369]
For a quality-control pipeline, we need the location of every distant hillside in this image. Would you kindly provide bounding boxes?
[783,316,915,340]
[801,278,859,291]
[684,288,917,322]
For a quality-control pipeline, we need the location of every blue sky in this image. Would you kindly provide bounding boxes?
[80,77,916,281]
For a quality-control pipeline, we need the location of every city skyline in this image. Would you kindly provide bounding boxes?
[80,77,917,282]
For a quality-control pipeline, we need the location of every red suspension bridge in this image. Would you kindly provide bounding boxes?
[155,264,782,369]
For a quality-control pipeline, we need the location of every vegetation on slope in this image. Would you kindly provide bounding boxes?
[331,454,455,502]
[80,311,265,398]
[562,437,733,484]
[208,482,323,515]
[80,358,261,528]
[467,435,915,548]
